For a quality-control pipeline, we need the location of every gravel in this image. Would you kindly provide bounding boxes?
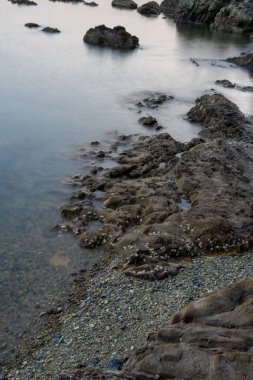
[3,252,253,379]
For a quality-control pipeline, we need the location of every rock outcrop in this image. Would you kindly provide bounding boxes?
[137,1,161,16]
[111,0,137,10]
[59,93,253,279]
[58,280,253,379]
[83,25,139,50]
[122,280,253,379]
[226,52,253,69]
[160,0,253,34]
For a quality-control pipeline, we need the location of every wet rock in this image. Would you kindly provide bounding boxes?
[61,95,253,279]
[226,52,253,70]
[136,93,174,109]
[138,116,158,127]
[83,25,139,50]
[187,93,248,139]
[42,27,61,33]
[160,0,253,34]
[83,1,98,6]
[8,0,37,5]
[137,1,161,16]
[216,79,253,92]
[215,79,235,88]
[123,280,253,380]
[25,23,40,28]
[111,0,137,9]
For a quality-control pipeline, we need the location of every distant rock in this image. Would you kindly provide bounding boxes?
[25,23,40,28]
[83,1,98,6]
[42,27,61,33]
[49,0,82,2]
[137,1,161,16]
[111,0,137,10]
[8,0,37,5]
[226,52,253,70]
[160,0,253,34]
[83,25,139,50]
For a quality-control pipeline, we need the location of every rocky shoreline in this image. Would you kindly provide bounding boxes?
[2,0,253,378]
[1,86,253,379]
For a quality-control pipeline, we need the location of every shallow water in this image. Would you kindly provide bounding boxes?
[0,0,253,360]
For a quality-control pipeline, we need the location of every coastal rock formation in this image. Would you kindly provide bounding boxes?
[122,280,253,379]
[111,0,137,10]
[160,0,253,34]
[226,52,253,69]
[137,1,161,16]
[83,25,139,49]
[60,93,253,279]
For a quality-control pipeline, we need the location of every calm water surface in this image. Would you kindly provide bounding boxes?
[0,0,253,360]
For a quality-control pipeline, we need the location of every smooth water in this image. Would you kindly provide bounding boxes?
[0,0,253,359]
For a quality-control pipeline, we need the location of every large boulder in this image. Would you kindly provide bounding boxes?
[137,1,161,16]
[112,0,137,9]
[83,25,139,50]
[160,0,253,34]
[226,52,253,70]
[123,280,253,379]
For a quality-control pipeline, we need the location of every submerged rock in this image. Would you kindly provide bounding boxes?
[111,0,137,9]
[226,52,253,69]
[42,27,61,33]
[138,115,158,127]
[123,280,253,379]
[83,25,139,50]
[160,0,253,34]
[137,1,161,16]
[215,79,235,88]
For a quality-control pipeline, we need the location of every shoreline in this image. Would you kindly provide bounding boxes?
[2,85,253,378]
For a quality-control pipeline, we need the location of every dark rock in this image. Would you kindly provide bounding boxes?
[138,116,158,127]
[83,1,98,6]
[136,93,174,109]
[42,27,61,33]
[83,25,139,50]
[25,23,40,28]
[215,79,235,88]
[187,93,248,139]
[61,95,253,280]
[137,1,161,16]
[226,52,253,69]
[111,0,137,9]
[160,0,253,34]
[8,0,37,4]
[123,280,253,380]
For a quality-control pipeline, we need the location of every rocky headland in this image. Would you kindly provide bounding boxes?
[160,0,253,34]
